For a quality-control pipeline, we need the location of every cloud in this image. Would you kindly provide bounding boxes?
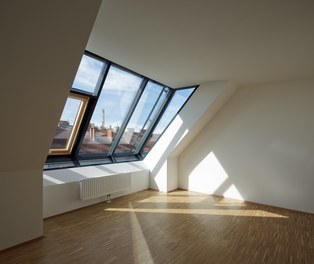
[103,65,143,92]
[60,97,81,124]
[88,66,144,127]
[72,55,104,93]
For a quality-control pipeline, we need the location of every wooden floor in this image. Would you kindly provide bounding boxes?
[1,190,314,264]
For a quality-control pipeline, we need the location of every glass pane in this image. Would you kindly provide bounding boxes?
[115,82,169,153]
[142,88,195,153]
[50,97,82,149]
[72,54,104,94]
[79,65,143,155]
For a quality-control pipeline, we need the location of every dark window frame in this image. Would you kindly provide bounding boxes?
[45,51,197,170]
[139,86,197,155]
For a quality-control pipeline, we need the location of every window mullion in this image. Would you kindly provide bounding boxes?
[71,61,111,157]
[45,49,198,169]
[131,87,165,148]
[108,78,149,156]
[135,88,175,154]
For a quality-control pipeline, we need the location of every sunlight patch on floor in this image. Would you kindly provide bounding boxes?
[138,196,207,203]
[129,202,154,263]
[214,203,246,207]
[105,207,288,218]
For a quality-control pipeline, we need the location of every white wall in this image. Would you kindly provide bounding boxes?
[0,1,101,250]
[179,78,314,213]
[144,81,238,192]
[0,170,43,250]
[43,161,149,218]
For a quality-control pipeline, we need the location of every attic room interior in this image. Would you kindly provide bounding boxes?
[1,0,314,263]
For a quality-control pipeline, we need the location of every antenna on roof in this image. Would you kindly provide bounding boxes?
[101,108,105,129]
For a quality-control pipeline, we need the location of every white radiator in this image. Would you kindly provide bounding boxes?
[80,173,131,200]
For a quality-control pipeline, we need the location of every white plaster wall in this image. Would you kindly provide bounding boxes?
[43,161,149,217]
[0,170,43,250]
[167,157,178,192]
[144,81,238,192]
[0,1,101,250]
[179,78,314,213]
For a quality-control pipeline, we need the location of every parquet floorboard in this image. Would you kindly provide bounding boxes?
[1,189,314,263]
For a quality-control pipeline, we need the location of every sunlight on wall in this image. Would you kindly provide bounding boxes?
[188,152,228,194]
[153,162,168,192]
[172,116,184,132]
[223,184,244,200]
[146,116,184,170]
[145,116,188,192]
[171,116,190,147]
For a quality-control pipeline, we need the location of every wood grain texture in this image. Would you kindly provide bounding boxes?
[1,189,313,263]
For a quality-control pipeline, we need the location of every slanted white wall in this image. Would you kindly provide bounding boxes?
[179,78,314,213]
[43,161,149,218]
[0,1,101,250]
[144,81,238,192]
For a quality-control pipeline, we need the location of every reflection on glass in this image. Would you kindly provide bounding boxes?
[142,88,195,152]
[115,82,169,153]
[79,65,143,155]
[50,97,82,150]
[72,54,104,94]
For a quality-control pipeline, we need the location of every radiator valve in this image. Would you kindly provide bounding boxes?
[106,194,111,203]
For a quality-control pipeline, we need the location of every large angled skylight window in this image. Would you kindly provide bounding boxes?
[78,65,143,155]
[142,87,195,153]
[46,51,197,169]
[114,82,169,154]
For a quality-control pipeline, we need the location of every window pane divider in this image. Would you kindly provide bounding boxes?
[131,87,165,148]
[72,61,111,157]
[45,50,198,169]
[107,78,149,156]
[135,88,175,154]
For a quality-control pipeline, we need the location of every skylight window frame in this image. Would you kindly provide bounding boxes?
[134,88,174,155]
[121,83,170,155]
[112,80,169,156]
[76,63,145,157]
[45,51,198,170]
[48,92,89,156]
[107,78,148,156]
[138,86,197,155]
[71,52,107,96]
[71,59,111,158]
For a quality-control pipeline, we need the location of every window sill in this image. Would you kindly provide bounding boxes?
[43,160,149,187]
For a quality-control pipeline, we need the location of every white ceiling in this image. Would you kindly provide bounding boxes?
[87,0,314,88]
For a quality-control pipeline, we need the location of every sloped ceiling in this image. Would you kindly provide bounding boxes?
[0,1,102,171]
[87,0,314,88]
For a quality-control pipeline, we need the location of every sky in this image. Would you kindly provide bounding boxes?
[59,54,194,136]
[60,97,81,125]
